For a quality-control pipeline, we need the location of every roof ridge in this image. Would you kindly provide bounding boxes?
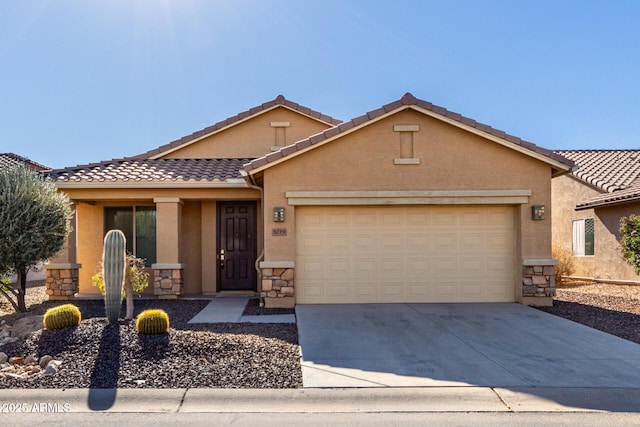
[130,95,342,160]
[244,93,574,173]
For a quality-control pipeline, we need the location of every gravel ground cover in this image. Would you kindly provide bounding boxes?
[0,287,301,389]
[536,282,640,345]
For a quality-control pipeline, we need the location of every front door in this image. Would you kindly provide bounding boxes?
[217,201,257,291]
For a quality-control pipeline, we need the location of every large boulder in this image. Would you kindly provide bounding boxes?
[10,315,44,338]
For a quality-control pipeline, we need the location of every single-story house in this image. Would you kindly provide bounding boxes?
[552,150,640,282]
[46,93,573,306]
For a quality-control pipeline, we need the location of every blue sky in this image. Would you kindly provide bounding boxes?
[1,0,639,169]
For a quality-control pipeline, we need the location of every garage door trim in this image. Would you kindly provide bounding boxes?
[286,190,531,205]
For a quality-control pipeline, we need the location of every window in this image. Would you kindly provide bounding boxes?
[104,206,156,266]
[572,218,594,256]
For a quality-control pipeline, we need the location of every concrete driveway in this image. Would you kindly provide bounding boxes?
[296,303,640,388]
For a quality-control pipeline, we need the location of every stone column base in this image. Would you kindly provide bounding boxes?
[45,263,81,300]
[520,259,557,306]
[152,263,184,297]
[260,261,295,308]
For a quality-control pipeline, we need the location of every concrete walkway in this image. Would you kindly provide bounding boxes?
[187,296,295,324]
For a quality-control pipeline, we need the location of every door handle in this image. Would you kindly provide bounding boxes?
[219,249,225,269]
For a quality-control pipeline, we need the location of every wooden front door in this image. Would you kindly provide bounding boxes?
[217,201,257,291]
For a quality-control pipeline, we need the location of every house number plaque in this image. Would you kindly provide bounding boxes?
[272,228,287,236]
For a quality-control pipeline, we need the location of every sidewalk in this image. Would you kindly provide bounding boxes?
[2,387,640,413]
[187,296,295,323]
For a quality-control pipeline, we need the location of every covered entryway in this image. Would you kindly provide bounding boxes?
[295,205,515,304]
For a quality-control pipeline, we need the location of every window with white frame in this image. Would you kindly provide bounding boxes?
[572,218,594,256]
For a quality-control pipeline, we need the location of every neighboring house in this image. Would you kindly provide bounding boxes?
[1,153,51,284]
[552,150,640,282]
[0,152,50,172]
[46,93,573,306]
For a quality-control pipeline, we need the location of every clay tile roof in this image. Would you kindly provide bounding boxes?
[576,182,640,210]
[554,150,640,193]
[48,158,250,183]
[135,95,342,159]
[0,153,50,171]
[244,93,574,173]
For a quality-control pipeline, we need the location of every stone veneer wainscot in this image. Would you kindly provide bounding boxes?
[152,264,184,298]
[260,261,294,308]
[44,263,81,300]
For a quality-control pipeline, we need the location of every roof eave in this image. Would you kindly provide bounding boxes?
[576,195,640,211]
[54,179,248,189]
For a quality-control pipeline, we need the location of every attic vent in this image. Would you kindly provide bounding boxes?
[270,122,291,150]
[393,124,420,165]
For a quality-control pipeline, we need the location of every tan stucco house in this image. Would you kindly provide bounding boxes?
[552,150,640,283]
[46,93,573,307]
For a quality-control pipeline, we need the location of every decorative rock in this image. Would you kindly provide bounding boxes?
[0,352,7,364]
[9,356,24,365]
[39,355,53,368]
[42,360,60,375]
[24,354,37,365]
[10,315,44,338]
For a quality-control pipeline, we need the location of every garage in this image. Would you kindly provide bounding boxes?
[295,205,516,304]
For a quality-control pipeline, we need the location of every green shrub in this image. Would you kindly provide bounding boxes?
[92,254,149,297]
[136,309,170,334]
[43,304,82,330]
[620,215,640,275]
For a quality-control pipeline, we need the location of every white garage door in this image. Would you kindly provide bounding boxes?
[295,205,515,304]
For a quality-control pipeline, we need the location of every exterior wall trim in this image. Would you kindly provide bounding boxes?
[523,258,558,266]
[45,263,82,269]
[286,190,531,206]
[151,263,186,269]
[259,261,295,268]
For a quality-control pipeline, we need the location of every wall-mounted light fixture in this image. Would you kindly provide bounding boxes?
[273,207,285,222]
[532,205,545,220]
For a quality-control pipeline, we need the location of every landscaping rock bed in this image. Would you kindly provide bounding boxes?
[536,282,640,345]
[0,291,301,389]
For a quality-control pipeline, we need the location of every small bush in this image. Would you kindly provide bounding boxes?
[136,309,170,334]
[92,254,150,297]
[552,246,575,284]
[43,304,82,330]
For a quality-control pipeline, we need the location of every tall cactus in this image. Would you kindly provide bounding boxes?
[103,229,126,324]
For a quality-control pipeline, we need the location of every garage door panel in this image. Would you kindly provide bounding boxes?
[296,205,515,304]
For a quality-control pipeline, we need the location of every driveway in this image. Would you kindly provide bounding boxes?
[296,303,640,388]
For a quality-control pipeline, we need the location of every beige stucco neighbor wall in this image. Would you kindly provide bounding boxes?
[551,174,639,281]
[163,107,332,159]
[259,109,557,305]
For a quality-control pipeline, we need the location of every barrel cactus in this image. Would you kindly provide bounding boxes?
[103,229,126,324]
[43,304,82,330]
[136,309,170,334]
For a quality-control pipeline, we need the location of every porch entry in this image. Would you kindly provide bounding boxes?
[217,201,257,291]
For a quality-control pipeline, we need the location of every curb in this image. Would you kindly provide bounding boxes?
[2,387,640,413]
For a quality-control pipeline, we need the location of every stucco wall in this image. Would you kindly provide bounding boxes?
[551,174,639,281]
[163,107,332,159]
[260,109,554,264]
